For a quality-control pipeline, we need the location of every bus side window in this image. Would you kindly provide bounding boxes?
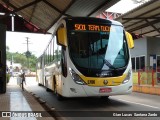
[61,46,67,77]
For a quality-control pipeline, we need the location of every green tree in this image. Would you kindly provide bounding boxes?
[6,51,37,72]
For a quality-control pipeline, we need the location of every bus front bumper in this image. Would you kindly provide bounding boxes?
[67,80,132,97]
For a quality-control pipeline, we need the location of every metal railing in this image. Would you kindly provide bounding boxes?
[133,67,157,86]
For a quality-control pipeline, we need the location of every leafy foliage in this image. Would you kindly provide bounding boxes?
[6,46,37,72]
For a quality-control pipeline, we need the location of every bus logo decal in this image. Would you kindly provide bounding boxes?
[103,80,108,85]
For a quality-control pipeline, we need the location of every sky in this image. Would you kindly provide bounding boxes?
[6,31,52,57]
[6,0,150,57]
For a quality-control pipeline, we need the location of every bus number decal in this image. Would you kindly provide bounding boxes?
[88,80,95,84]
[75,24,86,31]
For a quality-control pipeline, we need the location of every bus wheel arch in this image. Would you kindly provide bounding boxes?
[100,96,109,100]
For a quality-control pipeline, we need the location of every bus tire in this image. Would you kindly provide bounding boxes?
[100,96,109,99]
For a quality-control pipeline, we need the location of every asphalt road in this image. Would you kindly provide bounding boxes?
[24,77,160,120]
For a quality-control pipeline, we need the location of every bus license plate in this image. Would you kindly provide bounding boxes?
[99,88,112,93]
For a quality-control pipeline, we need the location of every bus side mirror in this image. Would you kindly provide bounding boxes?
[57,28,67,47]
[125,31,134,49]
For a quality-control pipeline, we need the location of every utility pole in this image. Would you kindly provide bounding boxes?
[26,37,29,53]
[23,37,32,69]
[26,37,29,69]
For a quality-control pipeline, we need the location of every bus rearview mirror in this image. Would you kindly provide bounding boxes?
[57,28,67,47]
[125,31,134,49]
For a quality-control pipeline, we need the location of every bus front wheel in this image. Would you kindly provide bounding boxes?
[100,96,109,99]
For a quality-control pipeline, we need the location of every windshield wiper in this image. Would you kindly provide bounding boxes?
[103,58,116,70]
[99,55,116,70]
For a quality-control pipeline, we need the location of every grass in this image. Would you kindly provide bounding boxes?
[132,71,156,85]
[132,72,138,84]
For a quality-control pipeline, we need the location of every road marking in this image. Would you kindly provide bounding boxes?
[117,98,160,110]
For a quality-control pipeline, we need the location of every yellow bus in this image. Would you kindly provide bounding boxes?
[36,17,134,100]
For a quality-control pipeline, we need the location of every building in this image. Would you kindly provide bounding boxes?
[130,37,160,84]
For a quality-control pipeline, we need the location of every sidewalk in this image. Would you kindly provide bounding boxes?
[0,77,55,120]
[133,84,160,95]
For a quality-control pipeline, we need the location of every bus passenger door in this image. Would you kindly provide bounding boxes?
[54,45,63,95]
[55,44,68,96]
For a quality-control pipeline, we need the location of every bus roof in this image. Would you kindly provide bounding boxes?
[64,17,123,26]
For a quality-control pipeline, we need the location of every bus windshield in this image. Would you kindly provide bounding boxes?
[68,24,129,77]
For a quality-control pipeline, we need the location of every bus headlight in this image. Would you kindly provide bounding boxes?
[122,70,131,84]
[69,68,86,85]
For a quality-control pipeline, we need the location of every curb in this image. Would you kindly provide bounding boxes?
[133,85,160,95]
[28,91,65,119]
[28,91,60,118]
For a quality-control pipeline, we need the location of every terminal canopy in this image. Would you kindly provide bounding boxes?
[0,0,119,33]
[116,0,160,38]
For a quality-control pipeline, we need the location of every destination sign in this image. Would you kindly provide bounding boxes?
[74,24,110,32]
